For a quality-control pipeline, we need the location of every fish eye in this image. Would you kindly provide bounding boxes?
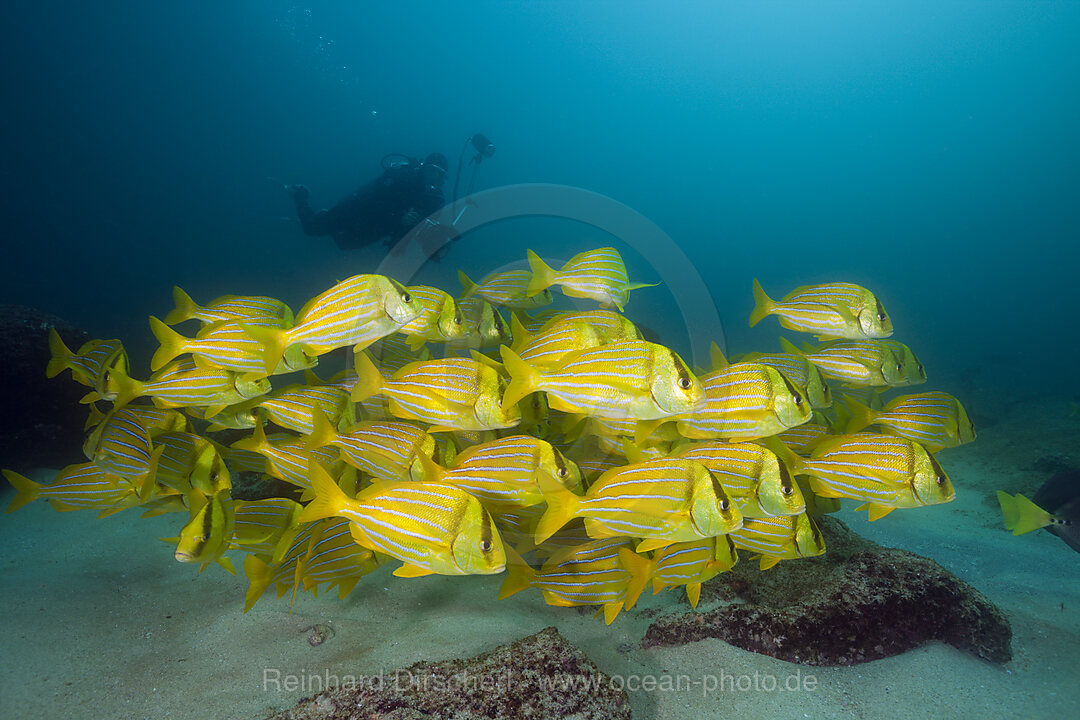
[781,484,793,496]
[719,499,729,511]
[896,363,903,372]
[558,467,569,479]
[678,377,692,390]
[479,539,492,552]
[402,292,412,303]
[878,312,887,321]
[793,392,803,406]
[936,474,946,487]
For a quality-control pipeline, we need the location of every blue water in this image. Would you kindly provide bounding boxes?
[5,1,1077,400]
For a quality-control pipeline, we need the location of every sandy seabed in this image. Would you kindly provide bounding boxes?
[1,397,1077,720]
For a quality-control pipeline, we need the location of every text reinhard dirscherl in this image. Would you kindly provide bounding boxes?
[262,668,818,697]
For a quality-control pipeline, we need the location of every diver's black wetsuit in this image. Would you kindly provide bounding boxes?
[293,163,445,250]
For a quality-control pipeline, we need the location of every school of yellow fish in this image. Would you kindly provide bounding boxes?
[4,247,975,624]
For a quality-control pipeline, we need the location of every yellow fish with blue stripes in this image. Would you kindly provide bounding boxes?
[164,286,294,327]
[459,268,552,310]
[299,461,506,577]
[674,362,810,441]
[730,514,826,570]
[535,457,742,553]
[501,340,702,421]
[648,536,738,608]
[526,247,657,311]
[245,274,419,373]
[106,358,270,416]
[750,280,893,340]
[844,392,974,453]
[149,316,316,377]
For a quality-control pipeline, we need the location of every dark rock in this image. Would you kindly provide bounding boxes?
[0,305,93,475]
[264,626,631,720]
[642,516,1012,666]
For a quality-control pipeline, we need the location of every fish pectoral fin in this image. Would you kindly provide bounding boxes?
[634,537,674,554]
[601,601,625,625]
[858,503,895,521]
[393,563,434,578]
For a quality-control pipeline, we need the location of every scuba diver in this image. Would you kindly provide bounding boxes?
[287,151,451,252]
[287,135,496,260]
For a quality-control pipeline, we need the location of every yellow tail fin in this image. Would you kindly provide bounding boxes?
[45,328,73,379]
[748,278,776,327]
[843,396,877,434]
[618,547,653,611]
[534,472,582,545]
[350,351,384,403]
[499,345,540,412]
[998,491,1054,535]
[497,546,537,599]
[243,554,273,612]
[3,470,42,513]
[458,270,479,298]
[526,249,557,298]
[297,462,350,524]
[242,323,287,375]
[149,315,188,371]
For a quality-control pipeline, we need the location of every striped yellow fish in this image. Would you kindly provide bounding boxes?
[649,536,738,608]
[244,274,420,374]
[106,358,270,416]
[152,430,230,497]
[501,341,703,421]
[230,422,346,490]
[243,527,308,611]
[164,286,294,327]
[783,337,905,388]
[769,421,833,455]
[510,311,640,370]
[498,539,651,624]
[255,383,354,435]
[877,339,927,386]
[739,350,832,409]
[299,462,506,577]
[535,458,742,552]
[451,296,511,349]
[171,490,236,574]
[674,362,810,441]
[459,268,553,310]
[420,435,583,510]
[730,514,826,569]
[353,352,520,432]
[526,247,657,311]
[295,517,381,597]
[398,285,468,350]
[83,407,159,480]
[230,497,303,558]
[749,280,893,340]
[149,316,316,377]
[307,411,442,482]
[672,441,805,518]
[4,465,142,516]
[46,330,128,402]
[844,392,975,453]
[790,433,955,520]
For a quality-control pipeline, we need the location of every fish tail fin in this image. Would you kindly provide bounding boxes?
[164,286,198,325]
[230,419,268,454]
[415,449,447,483]
[618,547,653,611]
[998,491,1054,535]
[748,278,776,327]
[709,341,729,371]
[843,396,876,433]
[3,470,42,513]
[305,406,338,451]
[534,472,581,544]
[499,345,540,412]
[458,270,478,298]
[242,323,287,375]
[526,249,557,298]
[148,315,187,372]
[497,546,537,599]
[45,328,73,378]
[297,462,350,524]
[105,366,142,409]
[350,351,384,403]
[509,312,532,352]
[242,554,273,612]
[761,436,809,477]
[778,336,805,357]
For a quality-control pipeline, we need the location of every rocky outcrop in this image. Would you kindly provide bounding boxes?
[265,627,631,720]
[643,516,1011,666]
